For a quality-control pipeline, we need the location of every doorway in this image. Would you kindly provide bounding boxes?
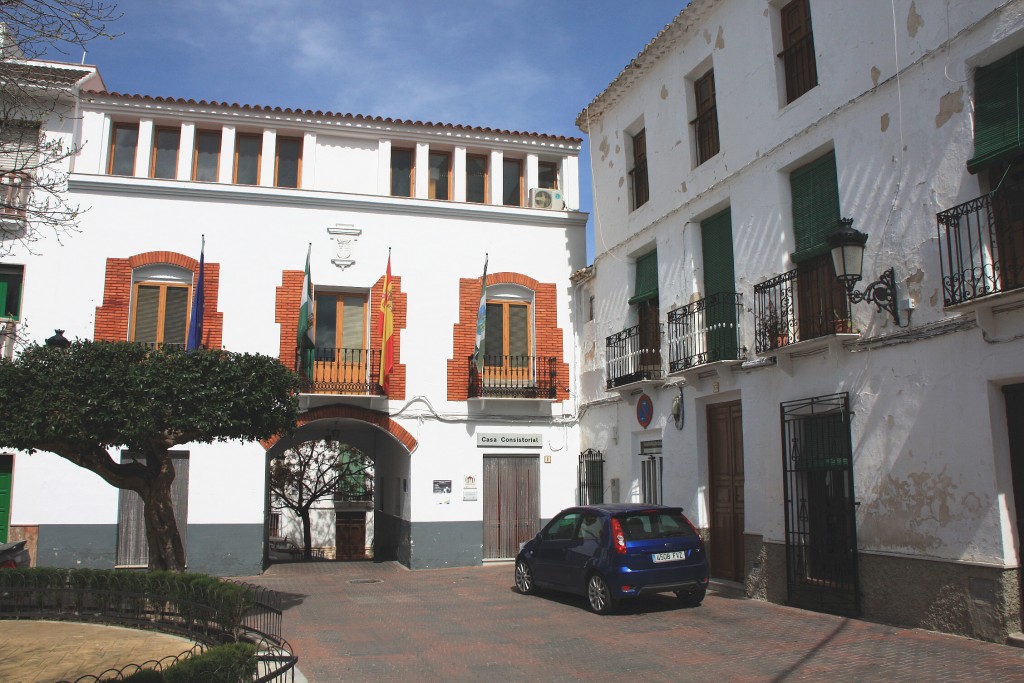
[707,401,745,582]
[483,455,539,559]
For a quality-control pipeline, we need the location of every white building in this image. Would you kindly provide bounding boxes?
[0,55,587,574]
[575,0,1024,642]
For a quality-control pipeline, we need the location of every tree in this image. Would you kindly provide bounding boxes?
[270,439,373,560]
[0,1,121,257]
[0,340,299,571]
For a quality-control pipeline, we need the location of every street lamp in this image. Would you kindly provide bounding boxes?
[44,329,71,348]
[827,218,900,325]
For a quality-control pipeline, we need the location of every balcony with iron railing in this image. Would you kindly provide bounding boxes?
[753,257,852,354]
[468,355,557,399]
[936,192,1024,307]
[295,347,384,396]
[667,292,742,371]
[606,323,663,389]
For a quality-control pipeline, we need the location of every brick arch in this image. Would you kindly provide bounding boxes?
[447,270,568,401]
[94,251,223,349]
[260,404,418,453]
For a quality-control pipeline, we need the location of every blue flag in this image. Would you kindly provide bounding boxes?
[186,236,205,351]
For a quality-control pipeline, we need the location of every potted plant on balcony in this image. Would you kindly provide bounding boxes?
[760,303,790,350]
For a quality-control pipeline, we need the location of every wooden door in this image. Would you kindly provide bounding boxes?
[483,456,539,559]
[707,401,745,581]
[335,511,366,560]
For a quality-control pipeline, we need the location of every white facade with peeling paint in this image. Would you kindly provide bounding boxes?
[577,0,1024,642]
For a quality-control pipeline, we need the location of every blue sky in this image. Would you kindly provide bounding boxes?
[47,1,688,262]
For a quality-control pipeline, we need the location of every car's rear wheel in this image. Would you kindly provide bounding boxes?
[587,573,616,614]
[675,586,706,607]
[515,559,537,595]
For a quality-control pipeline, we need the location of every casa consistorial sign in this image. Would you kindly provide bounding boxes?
[477,433,543,448]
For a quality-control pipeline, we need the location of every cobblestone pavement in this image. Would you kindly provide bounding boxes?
[0,620,196,683]
[241,561,1024,683]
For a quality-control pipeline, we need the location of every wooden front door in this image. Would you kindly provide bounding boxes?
[1004,384,1024,627]
[483,456,539,559]
[335,511,367,560]
[707,401,745,582]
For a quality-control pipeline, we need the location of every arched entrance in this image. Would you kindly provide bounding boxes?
[262,406,416,565]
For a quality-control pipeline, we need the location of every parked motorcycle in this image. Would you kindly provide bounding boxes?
[0,540,30,568]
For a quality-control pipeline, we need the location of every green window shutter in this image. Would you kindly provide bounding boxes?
[629,250,658,304]
[790,151,841,263]
[701,208,736,296]
[0,265,23,321]
[968,49,1023,173]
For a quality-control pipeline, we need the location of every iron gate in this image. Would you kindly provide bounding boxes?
[780,393,860,616]
[578,449,604,504]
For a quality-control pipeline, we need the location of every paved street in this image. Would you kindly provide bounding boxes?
[243,561,1024,683]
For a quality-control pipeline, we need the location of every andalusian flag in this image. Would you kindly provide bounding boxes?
[377,251,395,393]
[297,244,314,378]
[472,254,488,373]
[185,235,205,352]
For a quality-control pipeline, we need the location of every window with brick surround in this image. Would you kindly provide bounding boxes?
[449,272,567,402]
[130,264,193,350]
[95,253,222,351]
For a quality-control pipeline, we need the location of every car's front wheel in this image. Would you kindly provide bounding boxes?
[587,573,616,614]
[515,559,537,595]
[675,586,706,607]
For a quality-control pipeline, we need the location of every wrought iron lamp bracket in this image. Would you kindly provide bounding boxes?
[845,267,900,326]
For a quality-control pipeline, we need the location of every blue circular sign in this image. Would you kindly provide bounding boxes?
[636,393,653,428]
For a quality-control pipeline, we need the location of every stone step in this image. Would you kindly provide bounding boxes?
[1007,632,1024,649]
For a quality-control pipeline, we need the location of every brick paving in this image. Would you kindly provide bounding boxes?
[0,620,196,683]
[241,560,1024,683]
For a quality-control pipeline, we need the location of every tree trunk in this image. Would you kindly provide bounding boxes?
[142,456,186,571]
[300,507,313,561]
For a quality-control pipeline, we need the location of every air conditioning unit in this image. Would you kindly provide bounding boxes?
[528,187,565,210]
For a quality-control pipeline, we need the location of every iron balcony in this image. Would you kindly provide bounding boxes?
[667,292,742,371]
[467,354,558,399]
[605,323,663,388]
[295,347,384,396]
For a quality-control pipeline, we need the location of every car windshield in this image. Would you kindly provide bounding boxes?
[618,510,696,540]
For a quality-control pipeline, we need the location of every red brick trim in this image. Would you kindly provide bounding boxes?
[447,271,568,401]
[260,404,418,453]
[94,252,224,349]
[275,270,304,371]
[370,272,407,400]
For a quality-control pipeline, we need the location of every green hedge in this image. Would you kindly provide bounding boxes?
[0,567,255,634]
[119,643,257,683]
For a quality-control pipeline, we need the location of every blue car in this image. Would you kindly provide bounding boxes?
[514,504,709,614]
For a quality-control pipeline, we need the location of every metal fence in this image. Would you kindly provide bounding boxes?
[0,570,297,682]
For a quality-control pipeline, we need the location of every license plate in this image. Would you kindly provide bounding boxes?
[652,550,689,563]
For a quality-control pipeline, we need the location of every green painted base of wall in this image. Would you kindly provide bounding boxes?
[35,524,263,577]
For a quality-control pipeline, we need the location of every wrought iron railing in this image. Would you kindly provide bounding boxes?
[0,570,297,682]
[0,171,30,218]
[667,292,742,371]
[936,192,1024,306]
[606,323,663,388]
[753,257,851,353]
[467,355,557,399]
[295,347,383,395]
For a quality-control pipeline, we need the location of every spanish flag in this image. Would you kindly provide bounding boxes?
[377,252,395,393]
